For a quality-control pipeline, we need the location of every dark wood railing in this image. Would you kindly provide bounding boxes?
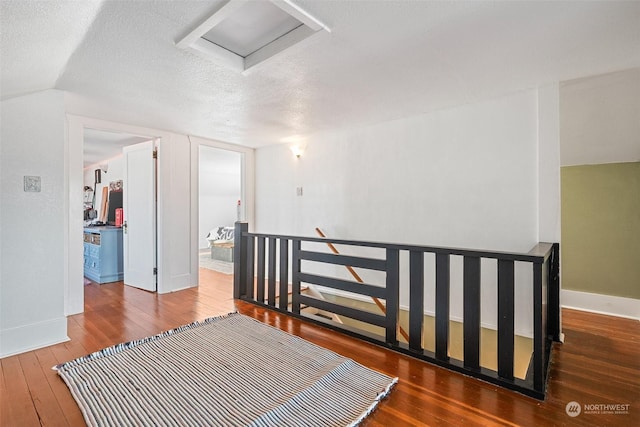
[233,222,560,399]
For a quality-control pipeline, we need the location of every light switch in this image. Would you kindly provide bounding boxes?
[296,187,303,196]
[24,176,41,192]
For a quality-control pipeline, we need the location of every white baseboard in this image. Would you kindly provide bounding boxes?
[164,283,197,293]
[0,317,69,358]
[562,289,640,320]
[158,273,194,294]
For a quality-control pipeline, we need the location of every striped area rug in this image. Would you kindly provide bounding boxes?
[56,313,397,426]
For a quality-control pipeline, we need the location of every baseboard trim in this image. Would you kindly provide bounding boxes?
[165,283,197,293]
[562,289,640,320]
[0,317,69,358]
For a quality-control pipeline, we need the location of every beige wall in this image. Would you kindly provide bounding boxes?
[561,162,640,299]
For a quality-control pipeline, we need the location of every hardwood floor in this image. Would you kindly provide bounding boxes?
[2,270,638,426]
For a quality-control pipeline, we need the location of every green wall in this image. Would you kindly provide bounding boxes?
[561,162,640,299]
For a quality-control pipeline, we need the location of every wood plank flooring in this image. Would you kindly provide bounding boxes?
[1,269,638,426]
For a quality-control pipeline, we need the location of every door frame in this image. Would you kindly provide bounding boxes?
[189,136,255,286]
[66,115,168,315]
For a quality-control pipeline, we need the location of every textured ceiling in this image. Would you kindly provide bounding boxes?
[2,0,640,148]
[83,129,150,168]
[0,0,103,96]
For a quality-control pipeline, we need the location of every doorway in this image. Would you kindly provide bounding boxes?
[82,129,158,292]
[67,117,255,317]
[198,146,242,286]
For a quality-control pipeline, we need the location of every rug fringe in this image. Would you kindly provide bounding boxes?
[348,376,398,427]
[53,311,239,371]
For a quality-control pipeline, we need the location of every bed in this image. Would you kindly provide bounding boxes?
[206,226,234,262]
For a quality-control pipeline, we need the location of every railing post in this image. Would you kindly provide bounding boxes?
[463,256,481,370]
[548,243,561,342]
[268,238,277,306]
[233,222,248,300]
[435,253,450,361]
[497,259,515,380]
[409,251,424,351]
[256,237,266,303]
[292,240,301,314]
[385,249,400,345]
[245,235,255,299]
[279,239,289,310]
[533,261,544,392]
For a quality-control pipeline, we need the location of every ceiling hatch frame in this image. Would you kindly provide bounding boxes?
[177,0,330,74]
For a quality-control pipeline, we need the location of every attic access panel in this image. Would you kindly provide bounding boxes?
[177,0,330,74]
[201,1,303,58]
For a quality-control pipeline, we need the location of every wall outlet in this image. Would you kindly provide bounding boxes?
[296,187,303,196]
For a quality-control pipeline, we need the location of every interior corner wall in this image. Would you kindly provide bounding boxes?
[537,84,561,244]
[0,90,69,357]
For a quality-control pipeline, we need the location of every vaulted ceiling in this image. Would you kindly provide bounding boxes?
[2,0,639,148]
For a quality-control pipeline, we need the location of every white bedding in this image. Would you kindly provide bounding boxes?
[206,226,234,247]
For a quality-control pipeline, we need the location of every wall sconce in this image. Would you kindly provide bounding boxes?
[290,144,305,158]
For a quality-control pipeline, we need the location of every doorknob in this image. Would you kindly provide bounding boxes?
[122,221,128,234]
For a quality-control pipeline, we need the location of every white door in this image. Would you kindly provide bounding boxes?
[123,140,157,292]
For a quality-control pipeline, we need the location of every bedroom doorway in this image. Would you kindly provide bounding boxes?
[198,146,242,285]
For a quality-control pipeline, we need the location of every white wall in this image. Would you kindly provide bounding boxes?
[255,89,557,337]
[199,146,242,249]
[560,68,640,166]
[0,93,256,357]
[157,133,194,292]
[0,90,69,357]
[537,83,561,244]
[257,90,540,250]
